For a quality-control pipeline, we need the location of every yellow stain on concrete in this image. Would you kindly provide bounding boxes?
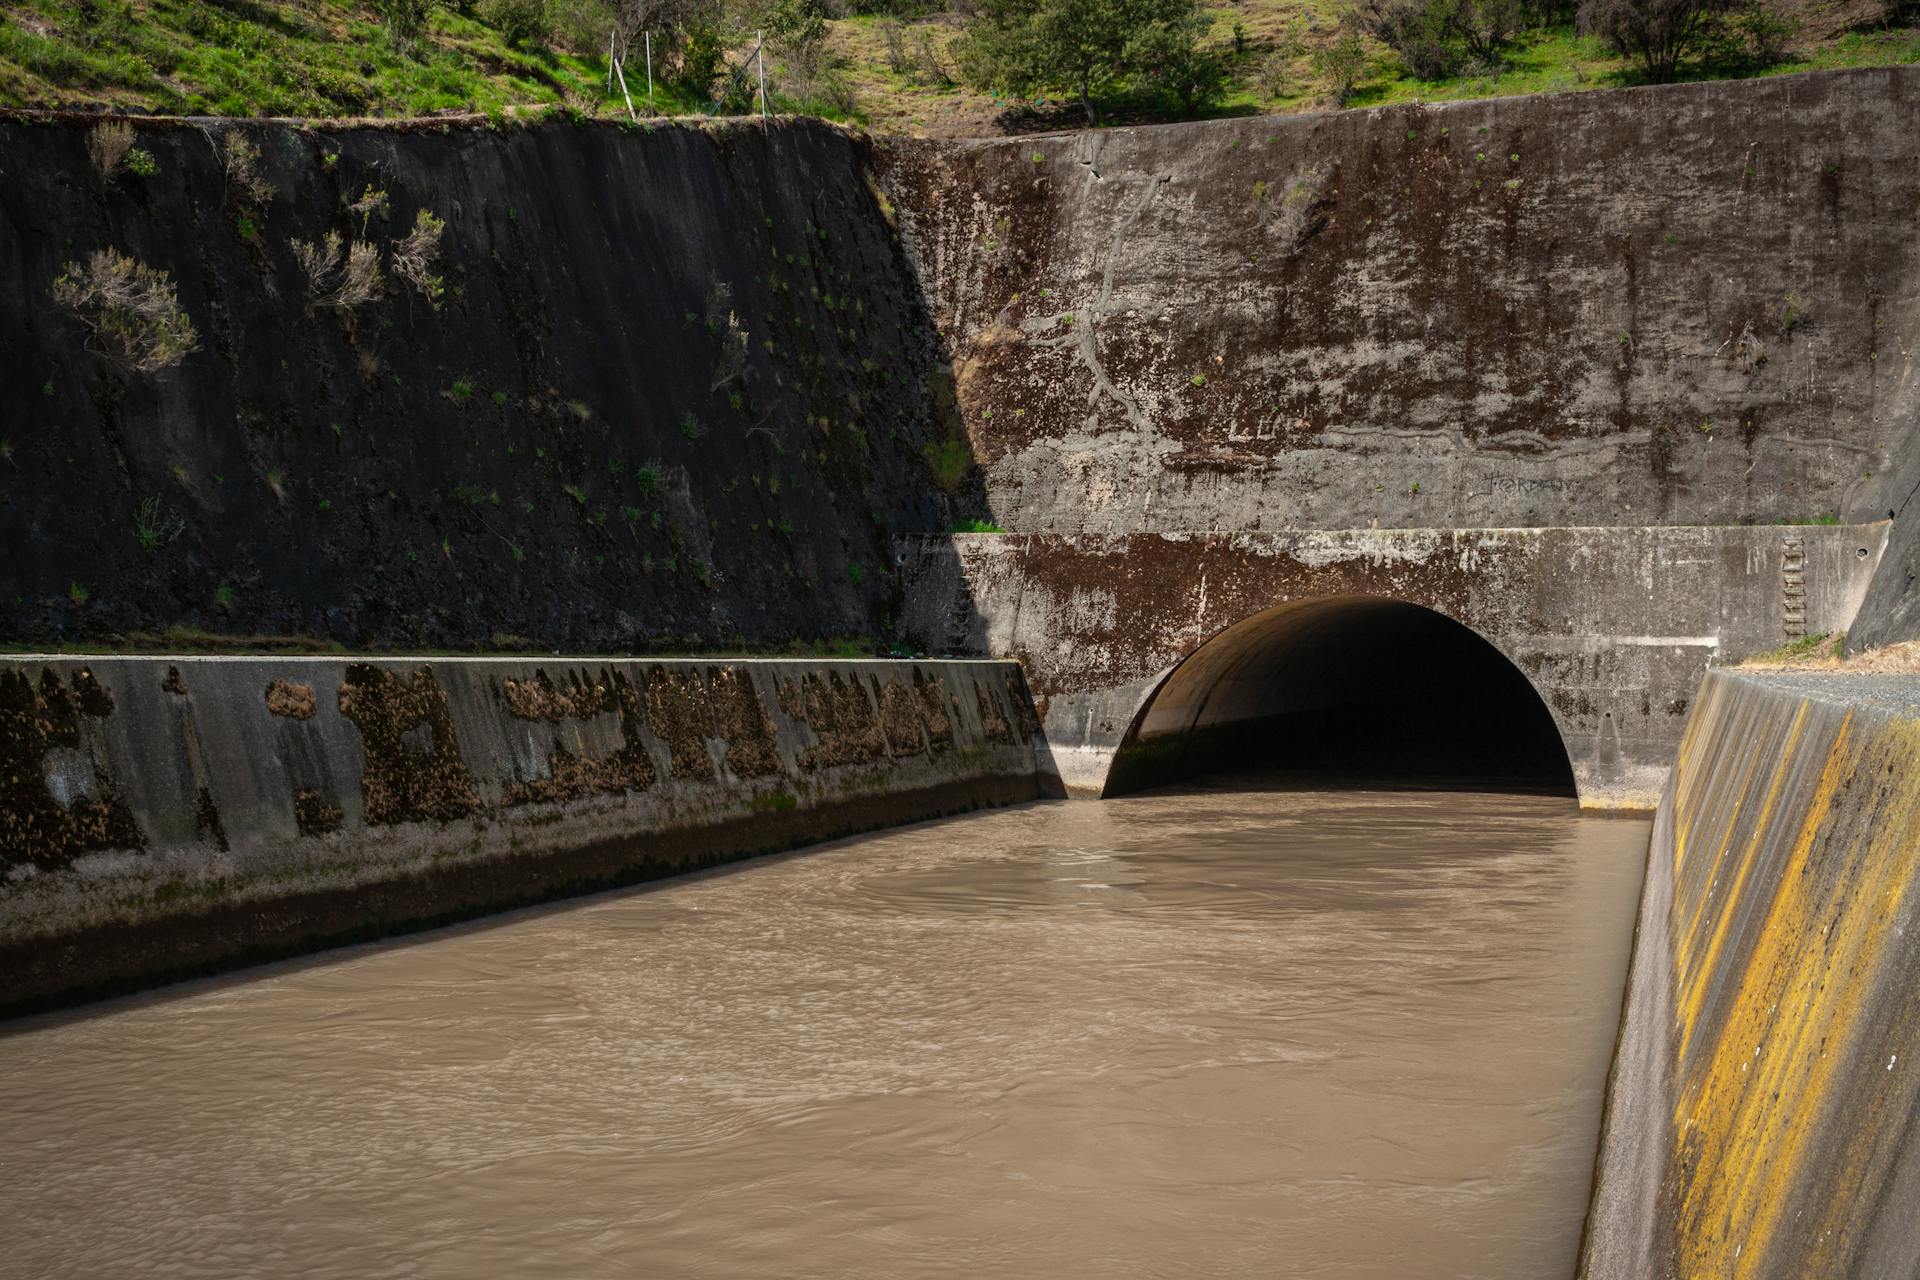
[1667,680,1761,994]
[1665,695,1920,1279]
[1672,700,1810,1067]
[1770,715,1920,1275]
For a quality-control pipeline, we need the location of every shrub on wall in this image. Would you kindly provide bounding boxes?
[86,121,133,177]
[392,210,447,306]
[52,250,200,374]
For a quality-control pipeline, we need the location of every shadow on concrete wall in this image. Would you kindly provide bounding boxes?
[1103,596,1577,798]
[1848,438,1920,652]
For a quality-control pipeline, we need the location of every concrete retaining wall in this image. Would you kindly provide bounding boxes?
[1583,669,1920,1278]
[902,524,1887,807]
[880,67,1920,537]
[0,655,1046,1015]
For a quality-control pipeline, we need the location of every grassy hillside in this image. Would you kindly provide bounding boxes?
[0,0,822,117]
[1,0,1915,129]
[2,0,618,116]
[831,0,1920,134]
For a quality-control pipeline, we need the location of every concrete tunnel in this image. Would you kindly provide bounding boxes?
[1102,596,1578,797]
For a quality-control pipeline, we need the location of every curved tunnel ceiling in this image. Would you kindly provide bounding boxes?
[1104,596,1577,798]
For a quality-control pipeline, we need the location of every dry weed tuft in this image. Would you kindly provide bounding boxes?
[294,231,383,310]
[52,249,200,373]
[391,209,445,305]
[87,120,133,176]
[221,133,276,206]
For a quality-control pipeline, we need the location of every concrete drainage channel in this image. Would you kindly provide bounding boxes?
[5,63,1920,1275]
[6,657,1920,1274]
[0,655,1051,1016]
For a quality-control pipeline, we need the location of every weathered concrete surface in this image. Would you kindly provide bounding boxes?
[0,113,974,651]
[9,69,1916,657]
[879,67,1920,536]
[1582,669,1920,1279]
[0,655,1044,1014]
[900,525,1886,806]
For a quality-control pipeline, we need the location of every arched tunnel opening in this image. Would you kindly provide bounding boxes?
[1103,596,1577,798]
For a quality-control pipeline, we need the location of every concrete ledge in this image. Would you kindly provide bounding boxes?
[1583,669,1920,1279]
[1,655,1046,1016]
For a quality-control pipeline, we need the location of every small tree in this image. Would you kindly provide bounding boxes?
[1353,0,1527,79]
[956,0,1224,123]
[1310,25,1371,104]
[1358,0,1457,76]
[612,0,730,97]
[881,17,912,71]
[1453,0,1526,64]
[1733,0,1797,66]
[1255,35,1304,99]
[1264,165,1327,253]
[220,133,276,206]
[1579,0,1733,81]
[676,20,729,97]
[765,0,831,77]
[1131,13,1228,112]
[347,185,391,236]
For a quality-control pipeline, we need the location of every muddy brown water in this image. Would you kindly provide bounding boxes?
[0,785,1647,1279]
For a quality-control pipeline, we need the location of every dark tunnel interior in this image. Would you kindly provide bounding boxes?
[1103,597,1578,798]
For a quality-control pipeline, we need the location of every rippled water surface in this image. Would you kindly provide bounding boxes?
[0,786,1647,1279]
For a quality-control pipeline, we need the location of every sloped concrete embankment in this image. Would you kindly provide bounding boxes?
[0,655,1045,1016]
[1583,669,1920,1278]
[0,114,970,651]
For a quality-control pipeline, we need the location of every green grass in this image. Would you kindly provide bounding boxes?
[0,0,858,120]
[1342,23,1920,110]
[0,0,614,116]
[1741,630,1845,665]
